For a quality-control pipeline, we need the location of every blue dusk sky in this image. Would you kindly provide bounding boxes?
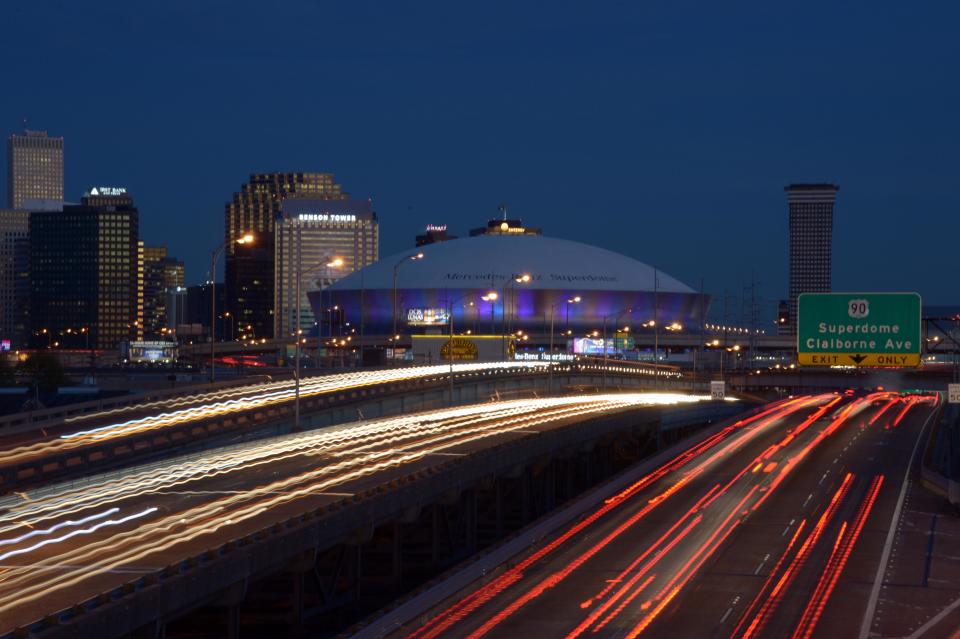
[2,1,958,318]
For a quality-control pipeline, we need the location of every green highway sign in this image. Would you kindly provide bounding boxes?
[797,292,921,367]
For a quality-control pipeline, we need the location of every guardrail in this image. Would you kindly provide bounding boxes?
[0,374,280,433]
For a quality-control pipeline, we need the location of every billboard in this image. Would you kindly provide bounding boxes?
[407,307,450,326]
[797,293,921,367]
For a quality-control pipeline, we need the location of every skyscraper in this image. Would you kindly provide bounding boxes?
[785,183,838,333]
[7,129,64,209]
[224,173,349,338]
[0,209,30,347]
[30,188,139,350]
[142,245,185,338]
[274,199,379,339]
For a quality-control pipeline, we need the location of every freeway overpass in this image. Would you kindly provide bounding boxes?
[0,393,741,638]
[0,361,696,492]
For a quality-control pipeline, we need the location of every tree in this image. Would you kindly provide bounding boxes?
[0,357,15,386]
[18,352,67,392]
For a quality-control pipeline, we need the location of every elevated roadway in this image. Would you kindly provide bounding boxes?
[0,392,736,638]
[0,361,690,492]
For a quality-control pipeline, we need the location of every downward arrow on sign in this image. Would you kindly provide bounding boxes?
[850,354,868,365]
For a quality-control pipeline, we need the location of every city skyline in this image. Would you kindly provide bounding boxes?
[1,2,958,312]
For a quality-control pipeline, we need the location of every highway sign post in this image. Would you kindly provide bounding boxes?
[949,384,960,404]
[797,293,921,367]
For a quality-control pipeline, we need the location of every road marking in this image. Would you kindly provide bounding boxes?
[858,396,941,639]
[753,553,771,575]
[803,493,813,507]
[902,594,960,639]
[819,471,830,485]
[720,607,734,623]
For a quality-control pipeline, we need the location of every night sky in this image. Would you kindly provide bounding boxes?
[3,1,958,319]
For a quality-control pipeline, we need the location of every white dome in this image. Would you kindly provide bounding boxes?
[330,234,694,293]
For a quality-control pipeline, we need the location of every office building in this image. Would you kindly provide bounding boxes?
[224,172,349,339]
[785,184,838,334]
[29,188,139,350]
[7,129,64,209]
[274,199,379,338]
[142,245,185,338]
[0,209,30,348]
[416,224,457,247]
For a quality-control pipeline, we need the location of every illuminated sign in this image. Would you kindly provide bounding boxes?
[407,307,450,326]
[0,340,10,351]
[298,213,357,222]
[440,337,479,361]
[128,340,177,363]
[89,187,127,196]
[426,224,447,232]
[514,352,575,361]
[572,338,616,355]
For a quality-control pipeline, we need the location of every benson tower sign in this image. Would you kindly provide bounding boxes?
[797,293,921,367]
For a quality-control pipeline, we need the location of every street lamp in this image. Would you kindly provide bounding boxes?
[210,232,253,383]
[392,252,425,339]
[548,296,581,393]
[293,251,342,432]
[601,307,633,389]
[502,274,532,359]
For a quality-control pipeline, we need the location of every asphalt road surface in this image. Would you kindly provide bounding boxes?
[402,391,943,639]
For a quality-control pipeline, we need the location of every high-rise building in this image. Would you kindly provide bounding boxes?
[274,199,379,339]
[224,173,349,339]
[142,245,185,338]
[785,183,838,334]
[0,209,30,348]
[7,129,64,210]
[29,188,139,350]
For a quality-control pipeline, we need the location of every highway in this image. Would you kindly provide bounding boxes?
[0,391,709,633]
[400,390,941,639]
[0,362,557,472]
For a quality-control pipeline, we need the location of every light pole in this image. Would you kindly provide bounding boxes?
[502,274,531,360]
[209,232,253,383]
[392,252,425,339]
[549,296,580,394]
[653,267,660,363]
[442,292,485,405]
[292,226,343,430]
[601,307,633,390]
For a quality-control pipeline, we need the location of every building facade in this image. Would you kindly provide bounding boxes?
[0,209,30,348]
[224,172,349,339]
[274,199,379,339]
[7,129,64,210]
[142,245,185,338]
[785,184,838,334]
[29,190,139,350]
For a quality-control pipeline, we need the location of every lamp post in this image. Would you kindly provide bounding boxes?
[210,232,253,383]
[443,292,485,405]
[292,249,343,431]
[601,307,633,390]
[392,252,425,339]
[549,296,580,394]
[501,274,531,360]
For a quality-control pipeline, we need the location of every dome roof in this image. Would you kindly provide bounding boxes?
[329,234,695,293]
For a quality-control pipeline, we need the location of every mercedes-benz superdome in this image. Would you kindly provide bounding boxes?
[307,233,708,336]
